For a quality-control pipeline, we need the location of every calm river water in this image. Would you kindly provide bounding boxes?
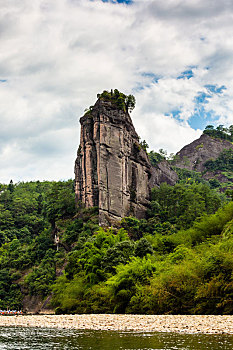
[0,327,232,349]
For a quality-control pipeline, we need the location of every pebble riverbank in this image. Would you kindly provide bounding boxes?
[0,315,232,334]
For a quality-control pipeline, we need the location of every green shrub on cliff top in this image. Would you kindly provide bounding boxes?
[97,89,136,113]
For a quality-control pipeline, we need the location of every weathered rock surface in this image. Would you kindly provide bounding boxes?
[150,160,178,188]
[75,97,177,225]
[75,98,152,226]
[174,133,233,172]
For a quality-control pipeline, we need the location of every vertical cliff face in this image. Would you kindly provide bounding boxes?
[74,98,152,226]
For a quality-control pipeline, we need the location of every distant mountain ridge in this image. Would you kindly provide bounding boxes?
[174,133,233,172]
[173,132,233,191]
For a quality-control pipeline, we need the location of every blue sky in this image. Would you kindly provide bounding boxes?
[101,0,133,4]
[1,0,233,182]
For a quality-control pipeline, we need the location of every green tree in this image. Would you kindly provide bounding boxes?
[140,140,149,152]
[8,180,14,193]
[125,94,136,113]
[135,238,154,258]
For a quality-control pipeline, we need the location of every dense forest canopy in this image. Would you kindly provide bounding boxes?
[0,180,76,309]
[0,177,232,315]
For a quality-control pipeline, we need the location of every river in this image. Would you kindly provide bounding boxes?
[0,327,232,349]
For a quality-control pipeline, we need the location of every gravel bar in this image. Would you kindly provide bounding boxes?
[0,315,233,334]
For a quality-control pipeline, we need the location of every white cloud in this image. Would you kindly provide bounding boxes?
[1,0,233,182]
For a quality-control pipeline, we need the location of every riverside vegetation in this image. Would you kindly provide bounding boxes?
[1,117,233,315]
[0,169,233,315]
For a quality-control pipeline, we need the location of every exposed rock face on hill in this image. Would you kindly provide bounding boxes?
[75,98,153,226]
[150,160,178,188]
[75,97,177,226]
[174,134,233,172]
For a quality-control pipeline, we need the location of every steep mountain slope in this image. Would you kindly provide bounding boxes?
[174,134,233,172]
[173,132,233,191]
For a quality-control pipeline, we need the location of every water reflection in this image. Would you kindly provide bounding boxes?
[0,327,232,350]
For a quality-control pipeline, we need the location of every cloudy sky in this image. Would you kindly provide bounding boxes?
[1,0,233,183]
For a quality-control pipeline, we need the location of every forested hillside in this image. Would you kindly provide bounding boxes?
[172,125,233,192]
[0,178,233,314]
[0,180,76,310]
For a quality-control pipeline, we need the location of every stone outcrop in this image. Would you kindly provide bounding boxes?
[173,133,233,172]
[75,98,153,226]
[75,97,178,226]
[150,160,178,188]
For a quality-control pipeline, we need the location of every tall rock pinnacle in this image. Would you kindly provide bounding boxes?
[74,91,152,226]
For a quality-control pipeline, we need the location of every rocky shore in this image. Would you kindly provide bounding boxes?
[0,314,232,334]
